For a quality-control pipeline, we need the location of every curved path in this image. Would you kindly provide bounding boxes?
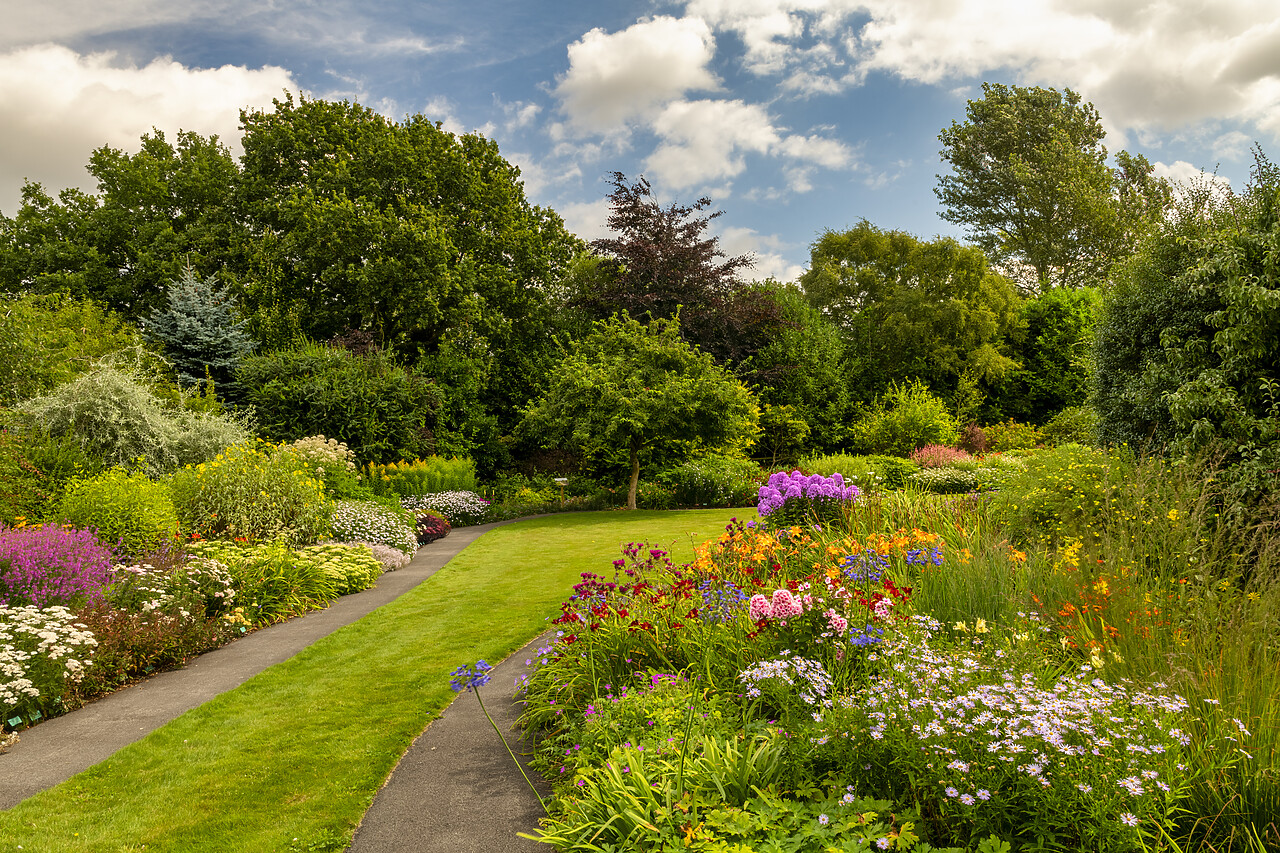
[0,521,550,852]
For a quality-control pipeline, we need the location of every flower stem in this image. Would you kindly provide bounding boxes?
[472,688,549,816]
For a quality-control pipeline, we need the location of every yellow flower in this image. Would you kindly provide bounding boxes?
[953,621,968,633]
[975,618,989,634]
[1167,508,1180,522]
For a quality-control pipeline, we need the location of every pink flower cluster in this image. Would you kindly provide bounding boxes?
[749,588,805,621]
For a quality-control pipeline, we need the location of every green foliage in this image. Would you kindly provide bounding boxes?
[14,366,252,476]
[293,543,383,596]
[798,452,920,491]
[755,403,811,468]
[519,313,759,510]
[801,221,1021,407]
[0,427,96,525]
[364,456,477,497]
[58,469,178,559]
[1041,406,1097,447]
[0,293,145,405]
[996,286,1101,423]
[936,83,1170,290]
[1095,151,1280,510]
[989,444,1128,547]
[186,539,343,624]
[655,454,762,508]
[848,381,959,457]
[238,342,441,464]
[143,263,255,394]
[982,419,1043,452]
[168,443,331,547]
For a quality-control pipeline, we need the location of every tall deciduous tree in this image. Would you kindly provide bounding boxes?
[519,313,759,509]
[936,83,1170,291]
[800,221,1021,409]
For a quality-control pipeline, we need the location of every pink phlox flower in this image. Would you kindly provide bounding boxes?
[748,594,773,621]
[771,588,804,619]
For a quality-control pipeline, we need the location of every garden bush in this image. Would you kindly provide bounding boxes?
[328,500,417,555]
[105,552,238,620]
[15,366,251,477]
[989,443,1127,548]
[57,468,179,559]
[957,422,990,455]
[365,455,477,497]
[982,418,1043,452]
[1,604,97,725]
[655,454,763,508]
[294,543,384,595]
[908,466,985,494]
[635,480,677,510]
[0,525,113,607]
[412,509,450,545]
[848,380,959,457]
[1040,405,1096,447]
[238,343,441,464]
[168,443,331,547]
[285,435,366,498]
[401,491,489,527]
[799,452,919,491]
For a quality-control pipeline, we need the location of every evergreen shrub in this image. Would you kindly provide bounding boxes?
[983,419,1043,452]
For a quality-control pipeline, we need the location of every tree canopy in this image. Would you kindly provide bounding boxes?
[800,221,1021,409]
[519,313,759,509]
[936,83,1170,291]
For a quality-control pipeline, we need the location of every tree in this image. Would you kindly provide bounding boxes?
[519,314,759,509]
[143,262,256,395]
[799,221,1021,409]
[570,173,783,369]
[994,286,1101,423]
[0,130,239,318]
[1094,150,1280,506]
[936,83,1170,291]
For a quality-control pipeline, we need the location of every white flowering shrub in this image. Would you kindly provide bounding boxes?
[106,556,237,619]
[328,500,417,555]
[1,605,97,724]
[401,491,489,527]
[294,543,384,595]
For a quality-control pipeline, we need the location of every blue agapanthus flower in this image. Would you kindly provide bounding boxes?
[450,660,493,692]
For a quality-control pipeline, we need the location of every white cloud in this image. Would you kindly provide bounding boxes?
[645,99,780,188]
[554,16,720,132]
[1153,159,1236,199]
[0,44,297,214]
[680,0,1280,148]
[716,224,805,283]
[557,197,614,242]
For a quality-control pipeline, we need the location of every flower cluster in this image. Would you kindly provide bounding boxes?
[285,434,358,478]
[0,524,113,608]
[401,491,489,527]
[739,652,834,706]
[748,588,807,622]
[329,500,417,555]
[757,470,859,524]
[107,556,237,619]
[450,660,492,692]
[1,604,98,720]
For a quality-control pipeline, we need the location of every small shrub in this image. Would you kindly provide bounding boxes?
[58,469,179,560]
[365,456,477,497]
[909,444,973,469]
[169,443,331,547]
[294,543,384,595]
[849,380,959,457]
[656,454,763,508]
[983,418,1043,452]
[286,434,358,478]
[958,422,990,455]
[909,466,985,494]
[328,500,417,555]
[401,491,489,527]
[1,604,97,724]
[0,525,113,607]
[1041,406,1097,447]
[989,444,1126,547]
[798,453,919,491]
[412,509,451,545]
[106,552,238,620]
[635,480,676,510]
[347,543,411,571]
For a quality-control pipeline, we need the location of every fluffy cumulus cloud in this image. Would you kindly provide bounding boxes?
[554,15,721,132]
[680,0,1280,144]
[0,44,296,213]
[716,224,805,283]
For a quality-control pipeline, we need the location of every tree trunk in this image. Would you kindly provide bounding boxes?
[627,440,640,510]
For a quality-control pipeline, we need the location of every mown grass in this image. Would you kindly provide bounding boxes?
[0,509,745,852]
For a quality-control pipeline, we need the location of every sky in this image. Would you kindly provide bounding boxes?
[2,1,1278,282]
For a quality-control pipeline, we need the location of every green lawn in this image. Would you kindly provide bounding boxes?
[0,509,745,852]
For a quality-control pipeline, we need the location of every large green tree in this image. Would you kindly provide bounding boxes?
[800,221,1021,410]
[519,313,759,509]
[994,286,1101,424]
[936,83,1170,291]
[0,130,239,318]
[1094,151,1280,505]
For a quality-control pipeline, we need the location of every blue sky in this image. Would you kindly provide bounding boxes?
[3,1,1278,281]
